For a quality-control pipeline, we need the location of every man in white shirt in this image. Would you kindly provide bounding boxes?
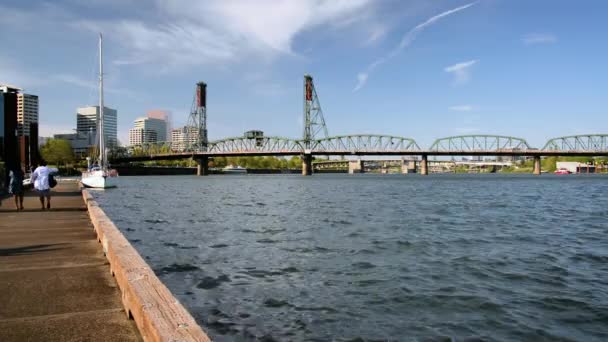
[31,160,54,210]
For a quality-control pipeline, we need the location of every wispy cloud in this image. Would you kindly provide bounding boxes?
[72,0,375,70]
[0,56,47,89]
[353,2,478,92]
[522,33,557,45]
[52,73,140,100]
[449,105,474,112]
[445,59,478,85]
[354,73,369,92]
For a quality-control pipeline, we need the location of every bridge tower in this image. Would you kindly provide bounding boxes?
[186,82,209,175]
[302,75,328,175]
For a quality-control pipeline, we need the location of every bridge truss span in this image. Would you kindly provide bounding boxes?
[429,135,532,153]
[207,136,304,155]
[542,134,608,152]
[312,134,420,154]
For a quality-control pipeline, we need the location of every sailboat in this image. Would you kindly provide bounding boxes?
[81,33,118,188]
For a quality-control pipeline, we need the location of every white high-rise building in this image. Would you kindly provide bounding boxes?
[76,106,118,147]
[171,126,199,151]
[128,117,167,146]
[128,128,158,146]
[17,93,38,137]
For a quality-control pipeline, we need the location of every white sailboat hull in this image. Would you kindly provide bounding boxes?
[81,170,118,188]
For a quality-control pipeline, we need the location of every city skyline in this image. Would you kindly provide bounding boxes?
[0,0,607,147]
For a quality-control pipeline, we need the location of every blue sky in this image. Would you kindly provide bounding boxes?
[1,0,606,148]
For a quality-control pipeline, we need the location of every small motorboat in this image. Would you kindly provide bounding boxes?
[554,168,571,175]
[222,165,247,174]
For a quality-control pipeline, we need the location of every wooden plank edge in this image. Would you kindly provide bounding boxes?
[81,189,211,342]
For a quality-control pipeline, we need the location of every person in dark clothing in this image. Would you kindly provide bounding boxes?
[9,167,25,211]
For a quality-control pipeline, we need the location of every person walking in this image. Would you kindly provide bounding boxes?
[31,160,53,210]
[9,167,25,211]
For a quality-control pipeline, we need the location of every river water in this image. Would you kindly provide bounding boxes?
[93,174,608,341]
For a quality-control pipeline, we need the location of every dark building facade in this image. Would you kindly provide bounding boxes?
[1,91,19,185]
[1,85,39,173]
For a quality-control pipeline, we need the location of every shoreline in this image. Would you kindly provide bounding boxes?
[82,188,211,342]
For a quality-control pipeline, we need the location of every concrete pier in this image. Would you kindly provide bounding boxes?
[302,154,313,176]
[348,160,365,174]
[1,182,210,342]
[533,156,541,175]
[196,157,209,176]
[420,155,429,176]
[0,183,141,341]
[401,160,417,174]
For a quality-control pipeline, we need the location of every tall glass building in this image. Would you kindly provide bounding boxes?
[76,106,118,147]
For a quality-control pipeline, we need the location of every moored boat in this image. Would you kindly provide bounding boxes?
[81,33,118,188]
[554,168,571,175]
[222,165,247,174]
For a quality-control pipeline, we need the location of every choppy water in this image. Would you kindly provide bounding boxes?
[93,174,608,341]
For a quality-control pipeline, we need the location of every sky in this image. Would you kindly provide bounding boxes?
[0,0,607,148]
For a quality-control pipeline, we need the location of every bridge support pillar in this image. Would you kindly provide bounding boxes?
[401,160,417,174]
[349,160,365,174]
[302,154,313,176]
[196,157,209,176]
[533,156,541,175]
[420,155,429,176]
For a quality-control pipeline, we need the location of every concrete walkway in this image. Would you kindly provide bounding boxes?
[0,182,141,341]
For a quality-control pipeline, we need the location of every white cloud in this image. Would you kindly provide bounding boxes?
[72,0,375,70]
[353,2,478,92]
[445,59,478,85]
[449,105,474,112]
[522,33,557,45]
[353,73,369,92]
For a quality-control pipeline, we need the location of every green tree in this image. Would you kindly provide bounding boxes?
[288,156,301,169]
[542,156,557,172]
[40,139,75,167]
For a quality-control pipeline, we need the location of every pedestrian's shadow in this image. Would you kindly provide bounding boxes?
[0,207,86,212]
[24,191,82,197]
[0,244,65,256]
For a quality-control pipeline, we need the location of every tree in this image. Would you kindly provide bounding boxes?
[288,156,301,169]
[40,139,75,167]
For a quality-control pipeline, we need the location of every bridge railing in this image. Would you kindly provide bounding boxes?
[207,136,304,154]
[312,135,420,153]
[429,135,532,153]
[542,134,608,152]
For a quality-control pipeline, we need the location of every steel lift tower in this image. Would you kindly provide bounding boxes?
[302,75,328,175]
[187,82,209,175]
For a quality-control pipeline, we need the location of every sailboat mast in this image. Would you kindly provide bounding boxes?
[98,32,105,168]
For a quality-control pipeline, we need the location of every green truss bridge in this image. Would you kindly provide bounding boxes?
[110,76,608,176]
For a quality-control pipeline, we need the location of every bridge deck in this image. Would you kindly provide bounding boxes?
[113,149,608,163]
[0,182,141,341]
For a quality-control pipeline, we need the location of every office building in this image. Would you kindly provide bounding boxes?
[53,131,96,158]
[1,84,38,171]
[128,128,157,146]
[76,106,118,147]
[0,86,18,185]
[17,93,38,137]
[146,110,172,141]
[128,116,167,145]
[171,126,199,151]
